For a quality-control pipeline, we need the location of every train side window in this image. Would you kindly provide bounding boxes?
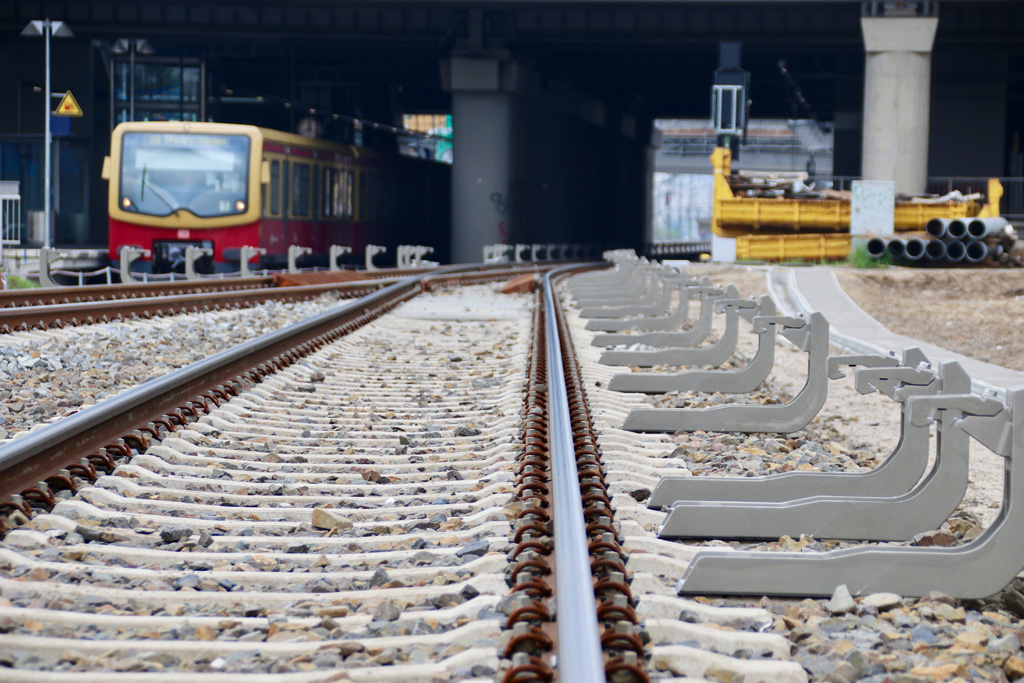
[350,170,358,221]
[321,167,331,217]
[361,172,372,222]
[311,163,319,219]
[336,167,346,218]
[282,162,290,216]
[269,160,280,216]
[343,169,354,218]
[323,166,339,218]
[354,170,362,222]
[292,162,311,217]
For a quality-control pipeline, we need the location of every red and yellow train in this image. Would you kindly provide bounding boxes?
[104,121,449,273]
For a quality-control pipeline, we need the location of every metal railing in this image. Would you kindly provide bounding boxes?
[0,196,19,245]
[805,176,1023,220]
[926,177,1024,221]
[644,241,712,258]
[20,263,353,288]
[659,119,835,159]
[1,192,22,289]
[660,134,815,159]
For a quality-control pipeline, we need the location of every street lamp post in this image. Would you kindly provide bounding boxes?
[22,19,74,250]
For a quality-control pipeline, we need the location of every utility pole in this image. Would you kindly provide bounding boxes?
[22,19,74,249]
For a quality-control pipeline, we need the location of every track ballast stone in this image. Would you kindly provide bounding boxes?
[0,285,534,681]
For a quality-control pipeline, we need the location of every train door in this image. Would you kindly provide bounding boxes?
[321,160,348,255]
[262,152,287,256]
[289,159,312,251]
[310,158,321,252]
[341,163,356,250]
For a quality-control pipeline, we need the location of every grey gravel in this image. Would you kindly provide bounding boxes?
[827,584,856,615]
[0,285,533,677]
[371,600,402,622]
[455,539,490,558]
[0,294,350,439]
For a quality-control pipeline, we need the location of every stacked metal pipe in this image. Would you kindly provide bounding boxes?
[866,216,1021,267]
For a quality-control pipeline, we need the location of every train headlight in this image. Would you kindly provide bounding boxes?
[121,197,133,209]
[235,200,246,212]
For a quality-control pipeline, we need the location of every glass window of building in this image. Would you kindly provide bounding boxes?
[112,57,204,127]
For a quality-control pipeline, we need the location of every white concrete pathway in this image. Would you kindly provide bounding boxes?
[772,265,1024,399]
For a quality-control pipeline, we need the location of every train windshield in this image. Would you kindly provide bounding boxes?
[118,132,251,217]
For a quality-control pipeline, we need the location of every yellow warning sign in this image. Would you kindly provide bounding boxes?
[54,90,83,117]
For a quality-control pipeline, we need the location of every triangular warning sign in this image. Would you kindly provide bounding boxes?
[54,90,83,117]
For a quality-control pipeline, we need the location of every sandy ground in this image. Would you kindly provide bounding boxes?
[698,265,1008,526]
[836,268,1024,372]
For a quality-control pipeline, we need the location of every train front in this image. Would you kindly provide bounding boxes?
[105,122,263,274]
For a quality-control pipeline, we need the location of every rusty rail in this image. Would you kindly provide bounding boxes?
[550,267,649,681]
[0,260,650,682]
[0,266,441,310]
[503,264,648,682]
[0,264,545,529]
[0,279,390,332]
[504,288,559,682]
[0,265,552,333]
[0,276,275,308]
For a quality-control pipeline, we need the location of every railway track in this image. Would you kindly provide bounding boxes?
[5,259,1019,681]
[0,276,276,309]
[0,266,536,334]
[0,267,430,310]
[0,263,805,681]
[1,279,533,680]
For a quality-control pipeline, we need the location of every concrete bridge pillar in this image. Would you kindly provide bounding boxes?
[860,15,938,195]
[441,56,529,263]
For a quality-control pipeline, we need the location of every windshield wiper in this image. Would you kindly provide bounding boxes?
[138,168,182,215]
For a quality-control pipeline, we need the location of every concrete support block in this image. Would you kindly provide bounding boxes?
[598,286,749,368]
[443,56,525,264]
[861,17,938,195]
[586,278,707,335]
[590,280,718,342]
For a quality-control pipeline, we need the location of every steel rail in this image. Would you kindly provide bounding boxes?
[551,265,649,681]
[0,276,275,308]
[0,265,550,332]
[0,279,395,331]
[0,264,541,504]
[0,280,411,502]
[542,267,605,681]
[0,267,434,309]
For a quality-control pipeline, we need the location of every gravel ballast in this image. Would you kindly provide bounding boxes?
[0,293,351,441]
